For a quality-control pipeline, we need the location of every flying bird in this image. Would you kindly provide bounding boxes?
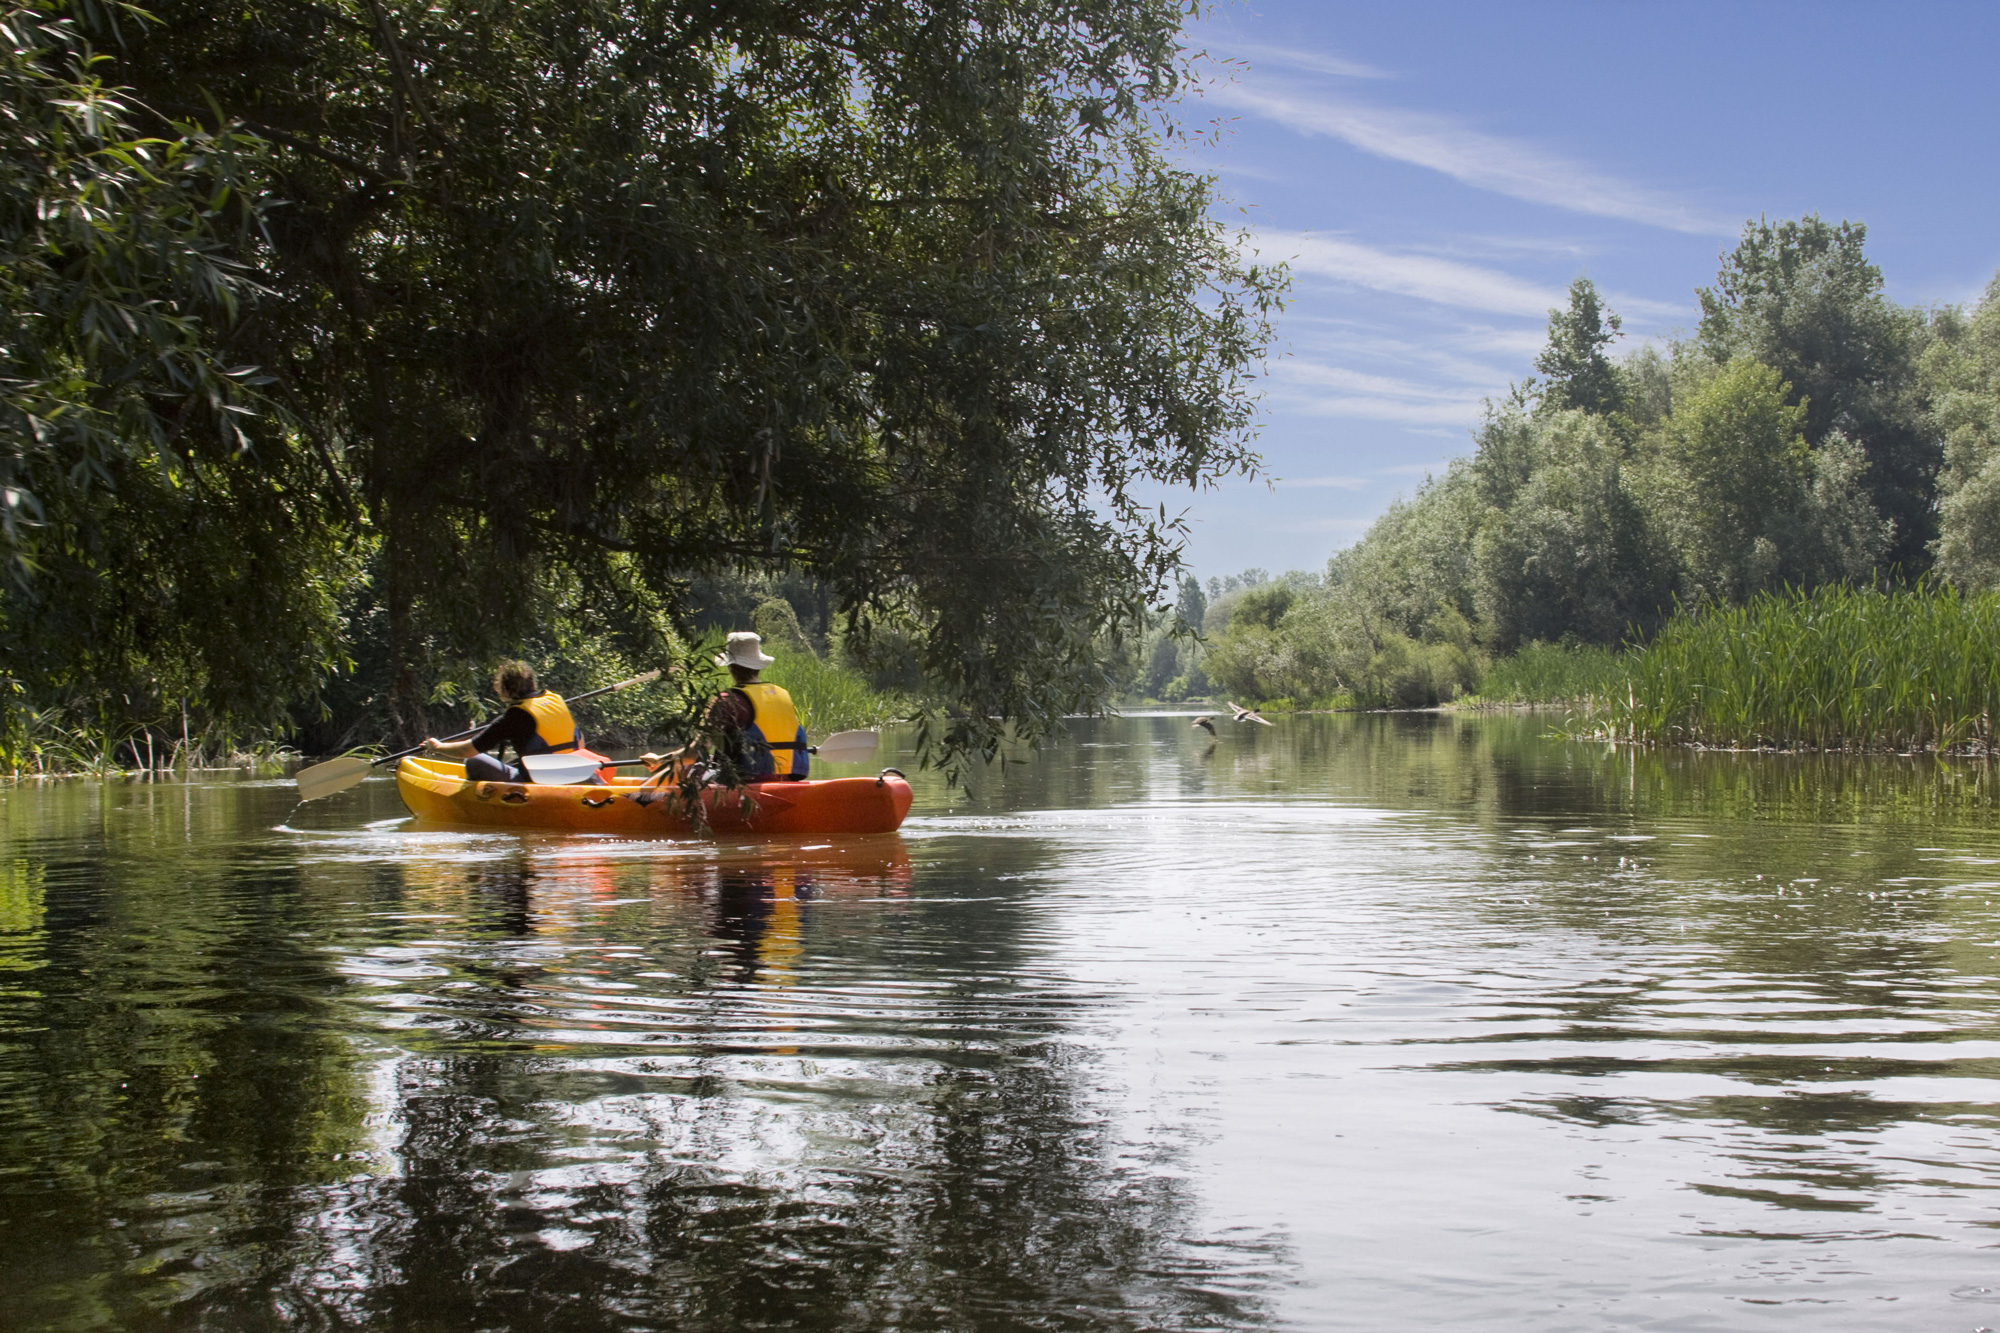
[1192,716,1216,737]
[1227,701,1273,726]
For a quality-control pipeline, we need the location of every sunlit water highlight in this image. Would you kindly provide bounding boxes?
[8,713,2000,1328]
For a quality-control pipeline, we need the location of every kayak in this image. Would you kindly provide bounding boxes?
[394,756,914,836]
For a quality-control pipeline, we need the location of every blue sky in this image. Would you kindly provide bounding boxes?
[1166,0,2000,582]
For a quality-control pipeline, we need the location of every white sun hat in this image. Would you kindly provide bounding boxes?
[714,631,777,670]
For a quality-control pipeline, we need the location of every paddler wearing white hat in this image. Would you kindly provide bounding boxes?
[643,631,809,784]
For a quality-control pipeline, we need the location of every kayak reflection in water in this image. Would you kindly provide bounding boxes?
[707,868,784,983]
[422,659,604,784]
[642,632,809,788]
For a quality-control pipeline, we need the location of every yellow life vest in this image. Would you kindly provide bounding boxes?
[514,691,580,754]
[740,682,808,779]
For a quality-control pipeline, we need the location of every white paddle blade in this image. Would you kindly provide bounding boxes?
[523,753,603,786]
[295,755,374,801]
[814,729,880,763]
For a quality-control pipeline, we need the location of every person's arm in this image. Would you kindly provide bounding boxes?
[704,689,753,730]
[427,708,531,759]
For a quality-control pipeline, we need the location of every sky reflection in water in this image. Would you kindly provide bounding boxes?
[6,714,2000,1329]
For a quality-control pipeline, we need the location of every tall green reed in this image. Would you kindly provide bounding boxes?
[1476,640,1628,704]
[1592,582,2000,752]
[2,701,293,777]
[761,651,903,736]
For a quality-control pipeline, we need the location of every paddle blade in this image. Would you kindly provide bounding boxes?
[295,755,374,801]
[814,729,880,763]
[523,753,604,786]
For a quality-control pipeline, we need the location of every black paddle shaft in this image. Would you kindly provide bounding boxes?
[368,673,658,768]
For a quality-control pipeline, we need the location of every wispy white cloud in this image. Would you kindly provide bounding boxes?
[1272,474,1369,489]
[1214,42,1393,81]
[1595,289,1692,324]
[1277,516,1378,537]
[1443,234,1595,261]
[1262,336,1506,426]
[1378,460,1454,476]
[1449,324,1554,357]
[1249,228,1567,317]
[1195,160,1290,184]
[1211,83,1734,236]
[1284,394,1484,426]
[1280,316,1528,384]
[1278,360,1484,401]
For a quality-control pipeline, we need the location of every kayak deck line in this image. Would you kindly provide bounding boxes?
[394,756,913,835]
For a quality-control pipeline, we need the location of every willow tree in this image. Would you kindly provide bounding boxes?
[0,4,351,761]
[69,0,1279,760]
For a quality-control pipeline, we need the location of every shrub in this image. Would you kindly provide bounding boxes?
[1346,630,1481,708]
[752,598,815,656]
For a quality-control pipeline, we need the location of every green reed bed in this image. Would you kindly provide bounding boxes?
[1475,640,1629,704]
[1594,583,2000,752]
[1,702,294,777]
[761,651,904,737]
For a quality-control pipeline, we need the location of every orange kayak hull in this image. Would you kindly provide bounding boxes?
[394,757,914,836]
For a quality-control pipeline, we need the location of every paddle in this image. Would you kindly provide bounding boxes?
[812,729,879,763]
[621,727,881,791]
[293,669,664,801]
[521,752,604,786]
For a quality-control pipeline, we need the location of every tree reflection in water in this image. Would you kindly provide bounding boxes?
[0,808,1280,1329]
[285,845,1274,1331]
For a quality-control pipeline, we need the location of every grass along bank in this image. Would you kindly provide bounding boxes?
[1461,641,1628,707]
[3,646,902,780]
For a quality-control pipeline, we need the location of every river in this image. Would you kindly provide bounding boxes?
[6,712,2000,1330]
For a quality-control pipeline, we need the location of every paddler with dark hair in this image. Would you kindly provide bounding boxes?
[423,659,595,784]
[643,632,809,783]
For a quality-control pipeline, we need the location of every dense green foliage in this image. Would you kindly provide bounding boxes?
[1180,215,2000,712]
[1927,276,2000,588]
[1697,218,1937,570]
[1,4,356,765]
[1592,582,2000,753]
[0,0,1278,772]
[1535,276,1624,416]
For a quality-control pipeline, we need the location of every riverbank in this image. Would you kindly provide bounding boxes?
[24,581,2000,775]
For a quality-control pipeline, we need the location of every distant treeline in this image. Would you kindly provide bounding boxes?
[1134,216,2000,711]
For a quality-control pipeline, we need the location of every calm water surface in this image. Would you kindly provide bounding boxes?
[8,714,2000,1329]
